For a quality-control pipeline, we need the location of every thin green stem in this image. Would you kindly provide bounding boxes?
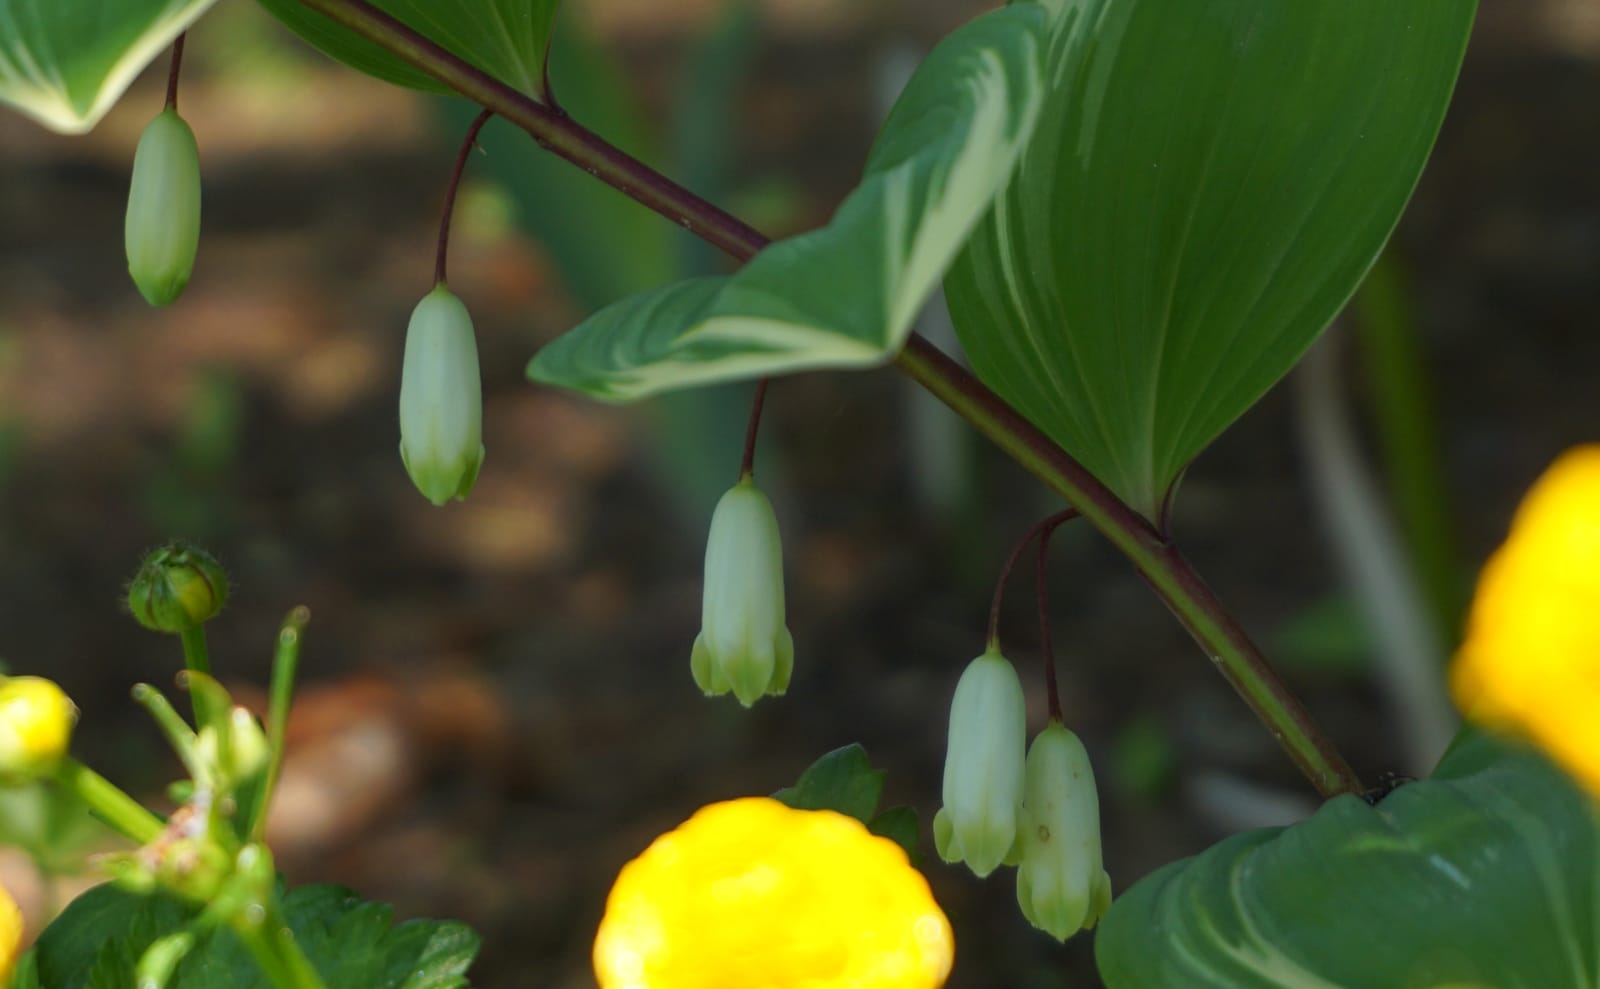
[257,607,311,841]
[179,625,211,678]
[288,0,1362,799]
[56,757,164,844]
[179,625,219,727]
[234,917,327,989]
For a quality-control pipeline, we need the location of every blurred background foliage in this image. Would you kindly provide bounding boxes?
[0,0,1597,985]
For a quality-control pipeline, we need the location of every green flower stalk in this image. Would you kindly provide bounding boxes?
[1015,721,1113,940]
[0,675,77,783]
[690,478,794,706]
[934,648,1027,877]
[399,284,484,505]
[125,108,201,306]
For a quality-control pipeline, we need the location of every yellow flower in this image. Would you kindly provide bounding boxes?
[0,676,77,782]
[1,880,20,986]
[594,796,954,989]
[1452,445,1600,795]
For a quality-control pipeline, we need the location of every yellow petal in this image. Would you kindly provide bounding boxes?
[594,797,954,989]
[1452,445,1600,795]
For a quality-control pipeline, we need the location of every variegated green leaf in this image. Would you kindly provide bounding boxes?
[1097,730,1600,988]
[527,3,1046,402]
[256,0,560,99]
[0,0,219,134]
[946,0,1476,519]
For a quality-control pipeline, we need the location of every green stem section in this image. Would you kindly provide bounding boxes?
[289,0,1362,799]
[56,757,164,844]
[180,625,220,727]
[257,607,311,841]
[234,914,328,989]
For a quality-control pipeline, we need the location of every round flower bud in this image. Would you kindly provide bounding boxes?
[1015,722,1112,940]
[0,675,77,782]
[125,108,202,306]
[594,797,954,989]
[399,285,484,506]
[691,479,794,706]
[934,649,1026,877]
[127,541,229,634]
[1,879,21,986]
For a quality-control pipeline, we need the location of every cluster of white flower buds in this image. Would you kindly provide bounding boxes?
[935,649,1111,941]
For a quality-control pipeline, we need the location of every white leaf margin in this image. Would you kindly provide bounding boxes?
[528,2,1048,402]
[0,0,220,134]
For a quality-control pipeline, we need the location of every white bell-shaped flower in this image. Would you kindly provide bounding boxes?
[125,108,201,306]
[1015,721,1112,940]
[399,284,484,505]
[690,479,794,706]
[933,649,1026,877]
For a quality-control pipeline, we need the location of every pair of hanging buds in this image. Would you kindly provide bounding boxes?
[934,648,1112,941]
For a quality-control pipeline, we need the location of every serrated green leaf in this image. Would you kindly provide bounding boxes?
[256,0,559,99]
[1096,730,1599,987]
[867,805,922,864]
[773,744,885,824]
[946,0,1476,519]
[0,0,219,134]
[527,3,1047,401]
[29,883,478,988]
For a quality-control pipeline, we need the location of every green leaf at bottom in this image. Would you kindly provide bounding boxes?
[1097,730,1599,988]
[27,883,479,989]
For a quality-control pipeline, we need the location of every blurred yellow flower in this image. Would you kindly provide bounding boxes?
[594,796,954,989]
[0,675,77,782]
[1452,445,1600,795]
[1,880,20,986]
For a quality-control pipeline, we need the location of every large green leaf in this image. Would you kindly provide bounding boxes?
[22,882,478,988]
[945,0,1476,519]
[256,0,559,99]
[0,0,219,134]
[526,3,1046,401]
[1097,730,1600,987]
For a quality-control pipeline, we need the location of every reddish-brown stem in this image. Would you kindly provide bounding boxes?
[435,108,494,286]
[165,34,186,110]
[988,510,1078,649]
[739,378,769,481]
[1035,514,1076,723]
[287,0,1364,800]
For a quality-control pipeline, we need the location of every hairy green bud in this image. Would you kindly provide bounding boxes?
[127,541,229,633]
[125,108,201,306]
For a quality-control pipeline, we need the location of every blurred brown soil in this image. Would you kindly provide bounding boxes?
[0,1,1597,987]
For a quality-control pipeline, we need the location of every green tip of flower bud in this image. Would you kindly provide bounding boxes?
[127,541,229,633]
[0,675,77,782]
[691,481,794,706]
[126,108,202,307]
[400,285,485,506]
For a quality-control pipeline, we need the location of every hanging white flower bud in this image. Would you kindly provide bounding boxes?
[1015,721,1112,940]
[125,108,201,306]
[933,648,1026,877]
[399,284,485,505]
[691,479,794,707]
